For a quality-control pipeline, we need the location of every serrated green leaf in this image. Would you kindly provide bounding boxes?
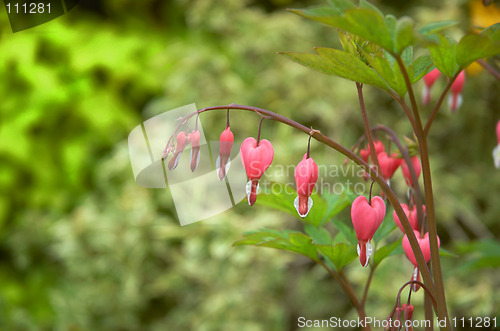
[410,54,433,83]
[332,219,357,245]
[361,50,407,96]
[344,8,394,52]
[401,46,413,66]
[428,34,458,77]
[319,189,354,226]
[290,7,394,53]
[234,229,320,262]
[418,21,458,35]
[374,238,403,267]
[255,182,326,226]
[456,30,500,69]
[279,48,389,90]
[304,224,333,245]
[316,243,357,270]
[395,17,415,54]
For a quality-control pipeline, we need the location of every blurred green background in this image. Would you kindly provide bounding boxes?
[0,0,499,330]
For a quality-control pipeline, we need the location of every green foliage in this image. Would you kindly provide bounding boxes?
[279,48,390,91]
[256,182,353,226]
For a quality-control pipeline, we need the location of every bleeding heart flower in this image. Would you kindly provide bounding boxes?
[378,152,402,180]
[393,204,424,233]
[294,153,319,218]
[402,230,439,267]
[401,156,421,187]
[448,70,466,112]
[168,131,188,170]
[360,140,385,163]
[217,127,234,180]
[240,137,274,206]
[351,195,386,267]
[422,68,441,105]
[190,130,201,172]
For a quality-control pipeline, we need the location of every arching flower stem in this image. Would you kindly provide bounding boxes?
[184,103,435,298]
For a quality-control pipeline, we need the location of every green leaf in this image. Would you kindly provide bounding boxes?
[456,27,500,69]
[401,46,413,67]
[359,0,384,18]
[455,239,500,271]
[394,17,415,54]
[319,189,354,226]
[332,220,357,245]
[279,48,389,90]
[255,182,326,226]
[373,238,403,267]
[326,0,356,12]
[290,7,394,53]
[316,243,357,270]
[428,34,458,77]
[234,229,320,262]
[373,217,397,242]
[304,224,333,245]
[410,54,433,83]
[418,21,458,35]
[360,49,407,96]
[439,248,458,258]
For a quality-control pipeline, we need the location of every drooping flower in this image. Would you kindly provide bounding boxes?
[360,140,385,163]
[401,156,421,187]
[402,230,438,266]
[190,129,201,172]
[403,230,439,292]
[168,131,188,170]
[494,120,500,169]
[240,137,274,206]
[422,68,441,105]
[217,127,234,180]
[393,204,424,233]
[377,152,402,180]
[448,70,466,112]
[351,195,386,267]
[294,153,319,218]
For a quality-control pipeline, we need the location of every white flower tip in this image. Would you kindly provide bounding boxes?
[493,145,500,169]
[293,196,313,218]
[216,156,231,180]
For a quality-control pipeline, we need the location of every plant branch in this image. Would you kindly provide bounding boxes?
[361,265,375,306]
[424,76,457,136]
[395,58,452,330]
[317,261,369,330]
[371,125,425,232]
[357,83,381,173]
[477,59,500,80]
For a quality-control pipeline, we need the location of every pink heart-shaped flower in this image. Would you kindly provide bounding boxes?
[402,230,440,267]
[351,195,386,267]
[240,137,274,205]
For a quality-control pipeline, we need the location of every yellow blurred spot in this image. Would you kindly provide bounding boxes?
[466,61,483,76]
[470,0,500,30]
[468,0,500,75]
